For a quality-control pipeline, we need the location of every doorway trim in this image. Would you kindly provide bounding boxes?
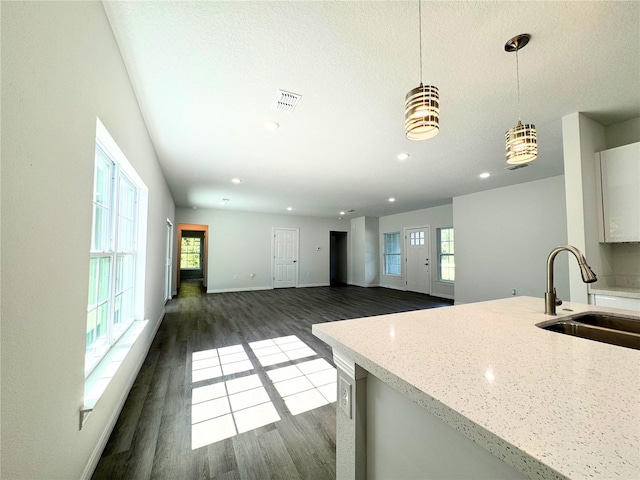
[177,223,209,290]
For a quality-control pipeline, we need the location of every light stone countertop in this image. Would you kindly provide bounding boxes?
[312,296,640,480]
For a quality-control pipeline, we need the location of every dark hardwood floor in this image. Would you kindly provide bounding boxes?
[92,283,452,480]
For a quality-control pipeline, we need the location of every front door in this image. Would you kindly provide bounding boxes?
[273,228,299,288]
[405,226,431,295]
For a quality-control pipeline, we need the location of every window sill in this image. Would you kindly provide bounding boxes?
[381,274,402,278]
[435,280,455,286]
[81,319,148,429]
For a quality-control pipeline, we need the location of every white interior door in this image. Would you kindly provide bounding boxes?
[273,228,299,288]
[405,226,431,295]
[165,220,173,301]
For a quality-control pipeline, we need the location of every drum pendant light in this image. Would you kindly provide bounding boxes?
[404,1,439,141]
[504,34,537,164]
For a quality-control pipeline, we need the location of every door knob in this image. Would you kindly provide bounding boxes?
[293,260,297,263]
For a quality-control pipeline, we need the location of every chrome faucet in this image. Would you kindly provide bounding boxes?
[545,245,597,315]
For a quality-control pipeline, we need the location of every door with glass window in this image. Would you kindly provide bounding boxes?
[405,226,431,295]
[180,231,204,280]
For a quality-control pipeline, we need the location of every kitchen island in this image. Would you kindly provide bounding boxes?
[312,296,640,480]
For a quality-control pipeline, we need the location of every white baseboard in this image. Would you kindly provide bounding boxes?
[81,309,165,480]
[207,286,273,294]
[349,282,379,288]
[297,283,330,288]
[434,293,455,300]
[379,284,406,291]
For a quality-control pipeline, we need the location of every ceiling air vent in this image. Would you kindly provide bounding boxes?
[272,90,302,113]
[504,163,530,171]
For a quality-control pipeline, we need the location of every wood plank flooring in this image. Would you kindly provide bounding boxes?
[92,283,452,480]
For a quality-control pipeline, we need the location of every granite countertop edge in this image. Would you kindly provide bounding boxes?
[312,296,640,480]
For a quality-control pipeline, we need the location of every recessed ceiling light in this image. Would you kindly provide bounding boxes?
[264,121,280,130]
[231,178,241,184]
[396,153,410,161]
[388,197,395,203]
[287,206,293,211]
[220,199,229,206]
[339,211,346,215]
[480,172,491,179]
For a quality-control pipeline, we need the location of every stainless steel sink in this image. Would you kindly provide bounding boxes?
[537,313,640,350]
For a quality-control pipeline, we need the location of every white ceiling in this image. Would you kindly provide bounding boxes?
[103,1,640,218]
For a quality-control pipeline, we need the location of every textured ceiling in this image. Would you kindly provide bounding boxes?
[103,1,640,218]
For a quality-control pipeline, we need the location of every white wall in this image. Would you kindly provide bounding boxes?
[453,176,569,305]
[349,216,380,287]
[1,2,175,479]
[562,113,609,303]
[378,204,454,299]
[605,117,640,281]
[606,117,640,149]
[561,113,640,296]
[175,208,347,291]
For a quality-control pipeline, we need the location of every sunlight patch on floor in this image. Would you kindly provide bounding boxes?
[190,338,336,449]
[266,358,337,415]
[190,373,280,450]
[191,344,253,382]
[249,335,317,366]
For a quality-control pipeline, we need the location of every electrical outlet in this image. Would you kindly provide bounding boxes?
[338,375,352,418]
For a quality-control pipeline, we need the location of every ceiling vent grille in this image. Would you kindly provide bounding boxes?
[272,90,301,113]
[504,163,530,171]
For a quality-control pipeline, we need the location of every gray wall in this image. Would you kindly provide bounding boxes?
[175,208,346,291]
[2,2,175,479]
[453,176,569,304]
[378,204,454,299]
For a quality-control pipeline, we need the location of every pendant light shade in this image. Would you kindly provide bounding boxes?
[405,1,439,141]
[405,84,440,140]
[505,120,537,164]
[504,34,537,164]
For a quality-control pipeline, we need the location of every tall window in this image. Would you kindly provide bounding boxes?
[86,119,146,376]
[181,237,201,269]
[383,232,401,276]
[437,227,455,282]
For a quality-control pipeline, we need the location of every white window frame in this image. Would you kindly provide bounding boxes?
[437,227,455,283]
[85,118,148,377]
[383,232,402,276]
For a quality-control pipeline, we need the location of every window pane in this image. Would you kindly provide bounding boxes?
[94,153,112,206]
[98,257,111,303]
[117,176,137,252]
[181,237,201,268]
[96,303,109,341]
[92,204,110,251]
[438,228,455,282]
[86,309,97,348]
[88,258,98,307]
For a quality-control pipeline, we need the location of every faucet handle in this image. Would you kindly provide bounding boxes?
[555,297,563,306]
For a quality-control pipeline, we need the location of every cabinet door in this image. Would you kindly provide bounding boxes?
[597,143,640,242]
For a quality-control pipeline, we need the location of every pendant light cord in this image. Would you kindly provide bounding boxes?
[418,0,423,85]
[515,46,521,122]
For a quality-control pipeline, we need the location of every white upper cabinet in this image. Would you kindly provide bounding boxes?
[595,142,640,243]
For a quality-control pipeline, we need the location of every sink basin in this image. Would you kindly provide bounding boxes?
[537,313,640,350]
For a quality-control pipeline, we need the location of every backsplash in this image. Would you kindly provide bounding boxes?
[600,274,640,289]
